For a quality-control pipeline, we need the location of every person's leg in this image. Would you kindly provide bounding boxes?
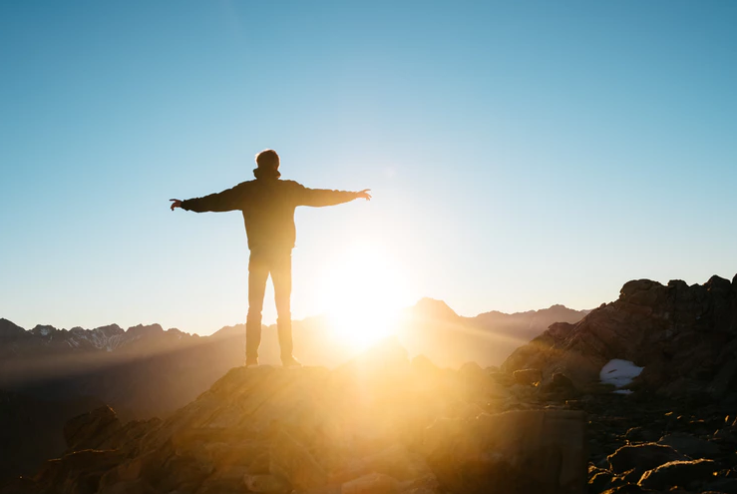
[246,250,269,363]
[271,249,294,363]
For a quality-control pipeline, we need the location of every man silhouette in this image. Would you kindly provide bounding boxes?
[170,150,371,367]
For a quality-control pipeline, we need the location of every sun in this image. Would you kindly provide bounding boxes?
[317,245,413,350]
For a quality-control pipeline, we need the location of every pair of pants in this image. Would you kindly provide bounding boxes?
[246,248,293,361]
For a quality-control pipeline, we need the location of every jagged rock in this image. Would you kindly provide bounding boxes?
[658,432,721,459]
[588,470,614,492]
[64,407,121,452]
[623,427,661,443]
[503,274,737,397]
[638,458,718,490]
[513,368,542,386]
[35,449,124,494]
[541,373,579,400]
[607,443,687,475]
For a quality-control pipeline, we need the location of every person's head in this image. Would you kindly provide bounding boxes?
[254,149,281,179]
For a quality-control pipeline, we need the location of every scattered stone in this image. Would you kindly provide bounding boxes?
[588,471,613,492]
[607,443,687,475]
[638,458,718,490]
[658,432,722,459]
[623,427,660,443]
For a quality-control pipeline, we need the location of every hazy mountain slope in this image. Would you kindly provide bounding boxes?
[0,301,587,420]
[398,299,588,368]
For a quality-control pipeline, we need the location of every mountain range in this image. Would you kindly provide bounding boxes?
[4,275,737,492]
[0,301,587,482]
[1,300,588,417]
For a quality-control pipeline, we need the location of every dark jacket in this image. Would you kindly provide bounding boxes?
[181,178,357,251]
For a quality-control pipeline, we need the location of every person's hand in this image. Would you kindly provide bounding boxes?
[356,189,372,201]
[170,199,182,211]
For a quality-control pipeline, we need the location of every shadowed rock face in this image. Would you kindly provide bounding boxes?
[3,341,588,494]
[502,274,737,398]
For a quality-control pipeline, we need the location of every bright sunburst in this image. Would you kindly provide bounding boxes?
[318,245,413,350]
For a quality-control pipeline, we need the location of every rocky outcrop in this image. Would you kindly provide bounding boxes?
[503,274,737,399]
[0,302,587,483]
[3,341,588,494]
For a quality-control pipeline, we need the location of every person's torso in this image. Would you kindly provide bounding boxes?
[240,179,300,251]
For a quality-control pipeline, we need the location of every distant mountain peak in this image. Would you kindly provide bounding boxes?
[31,324,57,337]
[411,298,459,320]
[125,323,164,338]
[0,318,25,337]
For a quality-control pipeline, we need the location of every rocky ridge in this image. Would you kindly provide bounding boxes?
[5,338,737,493]
[1,340,591,494]
[503,274,737,400]
[6,340,737,494]
[0,303,587,484]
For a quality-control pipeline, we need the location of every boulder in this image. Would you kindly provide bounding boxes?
[607,443,687,475]
[658,432,721,459]
[638,458,718,490]
[623,427,660,443]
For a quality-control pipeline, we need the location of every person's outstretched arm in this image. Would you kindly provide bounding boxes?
[296,186,371,207]
[170,183,248,212]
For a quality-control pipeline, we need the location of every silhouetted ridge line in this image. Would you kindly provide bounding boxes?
[503,273,737,399]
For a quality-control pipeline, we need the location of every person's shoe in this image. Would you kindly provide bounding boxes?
[245,357,259,368]
[281,355,302,368]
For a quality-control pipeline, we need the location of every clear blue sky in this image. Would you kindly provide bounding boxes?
[1,1,736,334]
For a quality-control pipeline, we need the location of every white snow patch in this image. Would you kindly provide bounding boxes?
[600,359,644,389]
[40,327,50,336]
